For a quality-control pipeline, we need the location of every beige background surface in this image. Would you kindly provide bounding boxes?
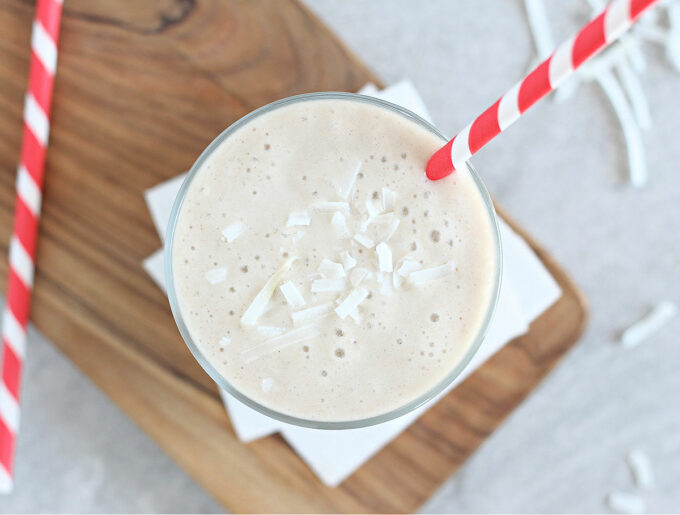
[2,0,679,512]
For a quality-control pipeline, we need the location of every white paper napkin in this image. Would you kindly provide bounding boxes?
[142,80,561,487]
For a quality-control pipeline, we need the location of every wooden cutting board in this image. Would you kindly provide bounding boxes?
[0,1,587,512]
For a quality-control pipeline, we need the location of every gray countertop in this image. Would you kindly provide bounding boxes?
[2,1,679,512]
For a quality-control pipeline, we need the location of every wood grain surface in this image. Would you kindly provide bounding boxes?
[0,1,587,512]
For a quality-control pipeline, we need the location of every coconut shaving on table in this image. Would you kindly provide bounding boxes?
[523,0,680,187]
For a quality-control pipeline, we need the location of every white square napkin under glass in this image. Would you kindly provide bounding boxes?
[142,81,561,487]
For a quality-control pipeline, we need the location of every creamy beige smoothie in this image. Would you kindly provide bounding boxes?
[169,95,499,423]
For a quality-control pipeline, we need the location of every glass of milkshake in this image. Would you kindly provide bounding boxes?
[165,93,502,429]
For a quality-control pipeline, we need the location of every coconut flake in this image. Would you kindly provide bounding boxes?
[627,449,655,490]
[365,199,381,218]
[376,242,393,272]
[340,250,357,271]
[241,256,297,326]
[318,258,345,279]
[222,222,245,243]
[337,161,362,200]
[397,260,421,277]
[219,336,231,348]
[242,324,321,363]
[620,301,677,347]
[311,278,346,293]
[291,231,306,243]
[292,303,334,325]
[385,218,401,241]
[353,233,375,248]
[616,61,652,129]
[256,326,285,339]
[205,267,227,285]
[331,211,350,237]
[335,288,369,319]
[524,0,555,60]
[313,201,350,215]
[380,273,394,296]
[286,210,311,227]
[382,187,397,211]
[595,71,647,188]
[606,492,646,514]
[349,267,370,287]
[369,213,394,225]
[261,377,274,393]
[279,280,306,309]
[348,309,362,324]
[409,262,455,285]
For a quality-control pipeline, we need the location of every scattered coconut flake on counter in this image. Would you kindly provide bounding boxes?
[349,267,370,287]
[353,233,375,248]
[279,280,306,309]
[409,262,455,285]
[335,288,369,319]
[318,258,345,279]
[311,278,346,293]
[620,301,678,347]
[522,0,680,187]
[291,303,334,325]
[313,201,350,215]
[627,449,655,490]
[340,250,356,271]
[219,336,231,348]
[382,187,396,211]
[242,324,321,363]
[255,326,285,339]
[331,211,350,237]
[286,210,311,227]
[241,256,297,326]
[222,222,245,243]
[337,161,362,200]
[261,377,274,393]
[205,267,227,285]
[376,242,393,272]
[606,491,646,514]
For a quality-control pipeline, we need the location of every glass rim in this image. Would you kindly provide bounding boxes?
[165,91,503,429]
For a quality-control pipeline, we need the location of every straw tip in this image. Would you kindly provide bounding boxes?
[426,141,455,180]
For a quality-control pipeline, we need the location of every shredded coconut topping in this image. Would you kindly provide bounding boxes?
[205,267,227,285]
[409,262,456,285]
[353,233,375,248]
[241,256,297,326]
[279,280,306,309]
[335,288,369,319]
[291,303,334,325]
[222,222,245,243]
[331,211,350,237]
[318,258,346,279]
[311,278,346,293]
[313,201,350,215]
[376,242,393,272]
[286,210,311,227]
[242,325,321,363]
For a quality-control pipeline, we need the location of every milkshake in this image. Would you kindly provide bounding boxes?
[167,94,500,425]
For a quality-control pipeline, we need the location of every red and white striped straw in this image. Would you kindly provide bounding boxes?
[0,0,63,493]
[426,0,660,180]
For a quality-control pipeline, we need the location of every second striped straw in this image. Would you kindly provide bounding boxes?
[426,0,661,180]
